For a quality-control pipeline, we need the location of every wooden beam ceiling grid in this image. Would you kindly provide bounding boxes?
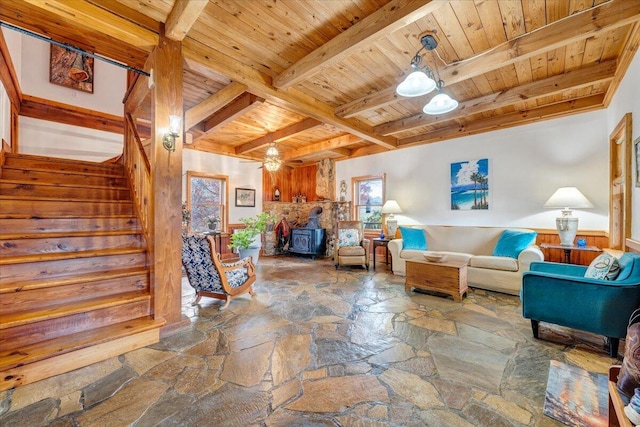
[164,0,208,41]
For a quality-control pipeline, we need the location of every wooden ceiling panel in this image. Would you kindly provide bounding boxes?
[2,0,638,164]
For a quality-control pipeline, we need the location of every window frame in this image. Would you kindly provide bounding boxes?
[352,174,386,231]
[186,171,229,234]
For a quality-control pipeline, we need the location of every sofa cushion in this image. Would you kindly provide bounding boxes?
[492,229,537,259]
[585,253,620,280]
[338,228,360,246]
[400,226,427,250]
[470,255,519,272]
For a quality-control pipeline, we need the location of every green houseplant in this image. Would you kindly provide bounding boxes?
[228,212,276,263]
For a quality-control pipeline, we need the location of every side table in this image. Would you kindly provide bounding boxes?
[540,243,602,264]
[372,238,391,270]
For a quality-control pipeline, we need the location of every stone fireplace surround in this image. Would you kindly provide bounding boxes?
[263,201,351,258]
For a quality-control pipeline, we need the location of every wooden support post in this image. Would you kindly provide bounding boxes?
[150,28,185,330]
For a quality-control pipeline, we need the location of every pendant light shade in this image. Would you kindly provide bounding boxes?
[396,70,436,97]
[423,92,459,115]
[263,142,282,172]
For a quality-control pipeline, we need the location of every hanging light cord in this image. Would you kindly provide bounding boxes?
[0,21,150,77]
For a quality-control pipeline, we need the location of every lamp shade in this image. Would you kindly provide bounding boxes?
[543,187,593,209]
[423,93,458,115]
[382,200,402,214]
[543,187,593,247]
[396,71,436,97]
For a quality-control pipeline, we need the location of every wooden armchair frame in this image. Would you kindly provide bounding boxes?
[182,234,256,309]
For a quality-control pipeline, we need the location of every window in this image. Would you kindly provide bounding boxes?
[352,174,385,230]
[187,171,229,233]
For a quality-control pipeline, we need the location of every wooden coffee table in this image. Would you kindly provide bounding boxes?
[405,259,468,302]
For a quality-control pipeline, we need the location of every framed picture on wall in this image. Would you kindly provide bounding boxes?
[635,136,640,188]
[235,188,256,207]
[50,45,94,93]
[450,158,489,210]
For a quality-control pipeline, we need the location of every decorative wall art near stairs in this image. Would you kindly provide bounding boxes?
[0,153,164,391]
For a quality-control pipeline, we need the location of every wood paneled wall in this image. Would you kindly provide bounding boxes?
[262,164,318,202]
[535,229,608,265]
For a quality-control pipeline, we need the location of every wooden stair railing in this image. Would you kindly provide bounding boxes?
[0,153,164,391]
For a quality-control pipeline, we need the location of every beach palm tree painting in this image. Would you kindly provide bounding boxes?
[450,159,489,210]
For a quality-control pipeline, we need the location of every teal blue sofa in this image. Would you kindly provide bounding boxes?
[521,252,640,357]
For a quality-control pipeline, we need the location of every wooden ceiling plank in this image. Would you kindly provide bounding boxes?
[183,40,398,150]
[194,93,264,142]
[165,0,208,41]
[398,94,605,146]
[282,134,363,160]
[273,0,445,89]
[335,0,640,118]
[375,59,617,135]
[22,0,158,52]
[185,82,247,130]
[235,118,322,154]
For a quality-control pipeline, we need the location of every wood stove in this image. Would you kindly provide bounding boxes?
[289,228,326,258]
[288,205,326,258]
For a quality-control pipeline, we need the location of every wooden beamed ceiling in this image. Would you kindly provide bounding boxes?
[1,0,639,166]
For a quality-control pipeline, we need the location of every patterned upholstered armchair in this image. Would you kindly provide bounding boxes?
[334,221,370,270]
[182,233,256,309]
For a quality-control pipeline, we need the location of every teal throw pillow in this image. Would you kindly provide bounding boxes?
[400,226,427,250]
[585,253,620,280]
[492,229,537,259]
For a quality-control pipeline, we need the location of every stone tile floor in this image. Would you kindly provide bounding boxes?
[1,257,620,426]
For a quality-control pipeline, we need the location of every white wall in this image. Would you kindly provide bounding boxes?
[606,50,640,241]
[182,149,264,224]
[337,110,610,231]
[15,32,126,160]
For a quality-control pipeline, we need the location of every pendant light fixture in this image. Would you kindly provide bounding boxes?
[397,32,458,115]
[263,142,282,172]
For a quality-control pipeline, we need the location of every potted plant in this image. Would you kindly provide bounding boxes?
[228,212,276,264]
[206,214,221,231]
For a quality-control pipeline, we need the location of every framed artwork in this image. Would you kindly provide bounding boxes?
[635,136,640,187]
[450,158,489,210]
[50,45,94,93]
[235,188,256,207]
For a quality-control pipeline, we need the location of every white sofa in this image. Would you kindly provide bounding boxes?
[387,225,544,295]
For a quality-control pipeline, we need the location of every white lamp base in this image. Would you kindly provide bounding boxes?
[556,216,578,247]
[386,217,398,239]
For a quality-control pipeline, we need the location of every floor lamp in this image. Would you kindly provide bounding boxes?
[543,187,593,247]
[382,200,402,239]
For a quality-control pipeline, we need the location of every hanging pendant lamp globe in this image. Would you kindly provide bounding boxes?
[396,70,436,97]
[423,92,458,115]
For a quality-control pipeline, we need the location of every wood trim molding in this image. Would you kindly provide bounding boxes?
[627,239,640,254]
[0,26,22,108]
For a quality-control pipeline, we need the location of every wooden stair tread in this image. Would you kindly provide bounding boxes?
[0,229,142,240]
[0,195,133,203]
[0,178,129,191]
[1,165,124,178]
[0,247,146,265]
[0,316,164,371]
[3,153,124,171]
[0,267,149,294]
[0,291,151,329]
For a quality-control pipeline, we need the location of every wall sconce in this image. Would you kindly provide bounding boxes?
[162,115,181,152]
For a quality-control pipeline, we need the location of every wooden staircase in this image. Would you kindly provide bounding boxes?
[0,153,164,391]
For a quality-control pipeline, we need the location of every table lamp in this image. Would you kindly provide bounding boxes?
[381,200,402,239]
[543,187,593,247]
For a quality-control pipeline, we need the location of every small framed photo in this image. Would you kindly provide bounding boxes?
[235,188,256,207]
[635,136,640,187]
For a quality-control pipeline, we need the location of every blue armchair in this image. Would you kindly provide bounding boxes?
[521,252,640,357]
